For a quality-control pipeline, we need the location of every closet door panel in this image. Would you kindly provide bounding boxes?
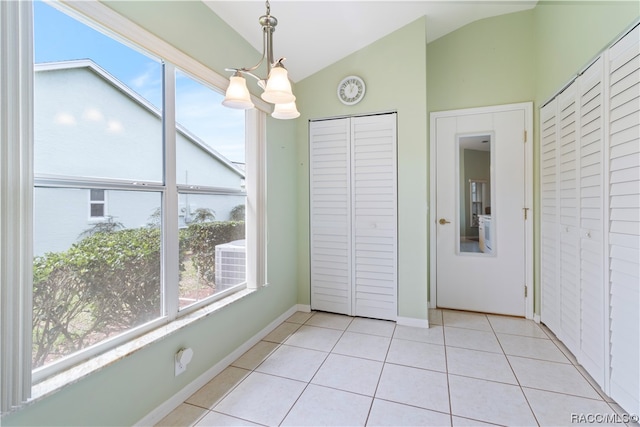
[540,100,561,334]
[351,114,397,320]
[577,57,605,387]
[608,24,640,415]
[310,118,352,315]
[557,82,581,354]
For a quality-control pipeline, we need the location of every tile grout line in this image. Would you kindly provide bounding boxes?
[487,313,542,427]
[440,311,455,427]
[362,321,397,426]
[276,312,355,426]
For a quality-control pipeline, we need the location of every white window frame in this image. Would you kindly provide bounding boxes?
[88,188,107,219]
[1,0,268,412]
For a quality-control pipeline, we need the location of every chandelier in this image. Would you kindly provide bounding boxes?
[222,1,300,119]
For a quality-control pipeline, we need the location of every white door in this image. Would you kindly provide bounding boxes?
[431,103,533,317]
[309,118,352,315]
[310,113,398,321]
[351,114,397,320]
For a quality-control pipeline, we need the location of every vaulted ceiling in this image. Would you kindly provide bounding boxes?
[204,1,538,82]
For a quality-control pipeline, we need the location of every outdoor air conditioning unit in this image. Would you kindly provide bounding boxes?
[215,239,246,290]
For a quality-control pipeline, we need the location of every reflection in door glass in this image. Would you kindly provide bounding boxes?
[458,135,493,255]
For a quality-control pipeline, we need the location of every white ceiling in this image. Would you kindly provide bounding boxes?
[204,1,538,82]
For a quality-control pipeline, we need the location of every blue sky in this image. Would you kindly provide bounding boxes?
[34,1,246,164]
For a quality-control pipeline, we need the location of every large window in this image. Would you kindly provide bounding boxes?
[0,0,265,399]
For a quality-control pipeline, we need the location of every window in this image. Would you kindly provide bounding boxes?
[89,189,106,218]
[0,0,266,410]
[175,70,247,309]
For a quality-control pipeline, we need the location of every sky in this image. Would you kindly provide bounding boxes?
[34,1,246,164]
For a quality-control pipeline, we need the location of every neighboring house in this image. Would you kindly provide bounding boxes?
[33,60,245,256]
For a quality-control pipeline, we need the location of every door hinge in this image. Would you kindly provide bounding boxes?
[524,130,528,143]
[523,207,529,220]
[525,285,528,298]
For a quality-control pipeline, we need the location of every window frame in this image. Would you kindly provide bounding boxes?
[1,0,269,410]
[88,188,106,219]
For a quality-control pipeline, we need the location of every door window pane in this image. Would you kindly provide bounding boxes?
[458,135,494,254]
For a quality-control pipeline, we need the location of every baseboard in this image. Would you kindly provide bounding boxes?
[396,316,430,328]
[135,305,300,426]
[296,304,311,313]
[533,313,541,324]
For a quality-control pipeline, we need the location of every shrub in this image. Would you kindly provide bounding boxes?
[32,227,162,367]
[32,221,244,367]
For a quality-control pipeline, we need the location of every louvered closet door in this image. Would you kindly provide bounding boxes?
[608,24,640,415]
[540,100,561,334]
[351,114,397,321]
[577,57,605,388]
[310,118,352,315]
[557,82,581,355]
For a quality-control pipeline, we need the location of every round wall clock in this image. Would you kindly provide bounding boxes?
[337,75,366,105]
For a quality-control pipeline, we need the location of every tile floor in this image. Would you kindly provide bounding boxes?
[157,309,634,426]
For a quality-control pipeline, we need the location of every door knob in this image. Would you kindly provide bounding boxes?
[439,218,451,225]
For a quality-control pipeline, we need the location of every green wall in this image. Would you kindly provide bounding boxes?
[4,1,299,426]
[427,10,536,113]
[294,17,429,320]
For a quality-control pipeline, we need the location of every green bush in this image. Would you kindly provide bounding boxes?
[33,228,162,367]
[32,221,245,367]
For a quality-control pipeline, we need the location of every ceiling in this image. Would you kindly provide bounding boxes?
[203,1,538,82]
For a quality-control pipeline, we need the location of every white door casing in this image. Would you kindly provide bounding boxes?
[429,103,534,319]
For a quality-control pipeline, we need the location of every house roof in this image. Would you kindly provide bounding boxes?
[35,59,246,179]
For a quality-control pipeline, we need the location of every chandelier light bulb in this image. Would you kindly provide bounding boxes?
[271,101,300,119]
[222,74,255,109]
[261,66,295,104]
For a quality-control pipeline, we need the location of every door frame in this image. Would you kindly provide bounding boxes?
[429,102,534,320]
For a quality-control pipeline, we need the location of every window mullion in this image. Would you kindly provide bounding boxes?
[162,62,179,319]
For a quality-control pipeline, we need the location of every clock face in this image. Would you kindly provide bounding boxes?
[338,76,365,105]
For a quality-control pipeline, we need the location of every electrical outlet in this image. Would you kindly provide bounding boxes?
[175,347,193,376]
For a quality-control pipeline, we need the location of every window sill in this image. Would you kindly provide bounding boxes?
[28,287,256,406]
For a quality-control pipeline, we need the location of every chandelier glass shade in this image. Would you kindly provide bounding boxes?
[222,1,299,120]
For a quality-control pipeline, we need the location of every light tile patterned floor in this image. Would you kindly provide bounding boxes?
[157,309,634,427]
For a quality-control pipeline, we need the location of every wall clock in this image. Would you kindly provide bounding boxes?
[337,75,366,105]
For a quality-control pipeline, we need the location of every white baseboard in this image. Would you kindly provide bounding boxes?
[396,316,430,328]
[135,305,300,426]
[533,313,541,324]
[296,304,311,313]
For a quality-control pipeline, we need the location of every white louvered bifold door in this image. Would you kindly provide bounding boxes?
[577,57,606,388]
[310,118,352,315]
[310,113,398,321]
[540,99,561,334]
[557,82,581,356]
[351,114,397,321]
[607,24,640,415]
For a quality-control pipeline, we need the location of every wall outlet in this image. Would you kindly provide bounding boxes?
[174,347,193,376]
